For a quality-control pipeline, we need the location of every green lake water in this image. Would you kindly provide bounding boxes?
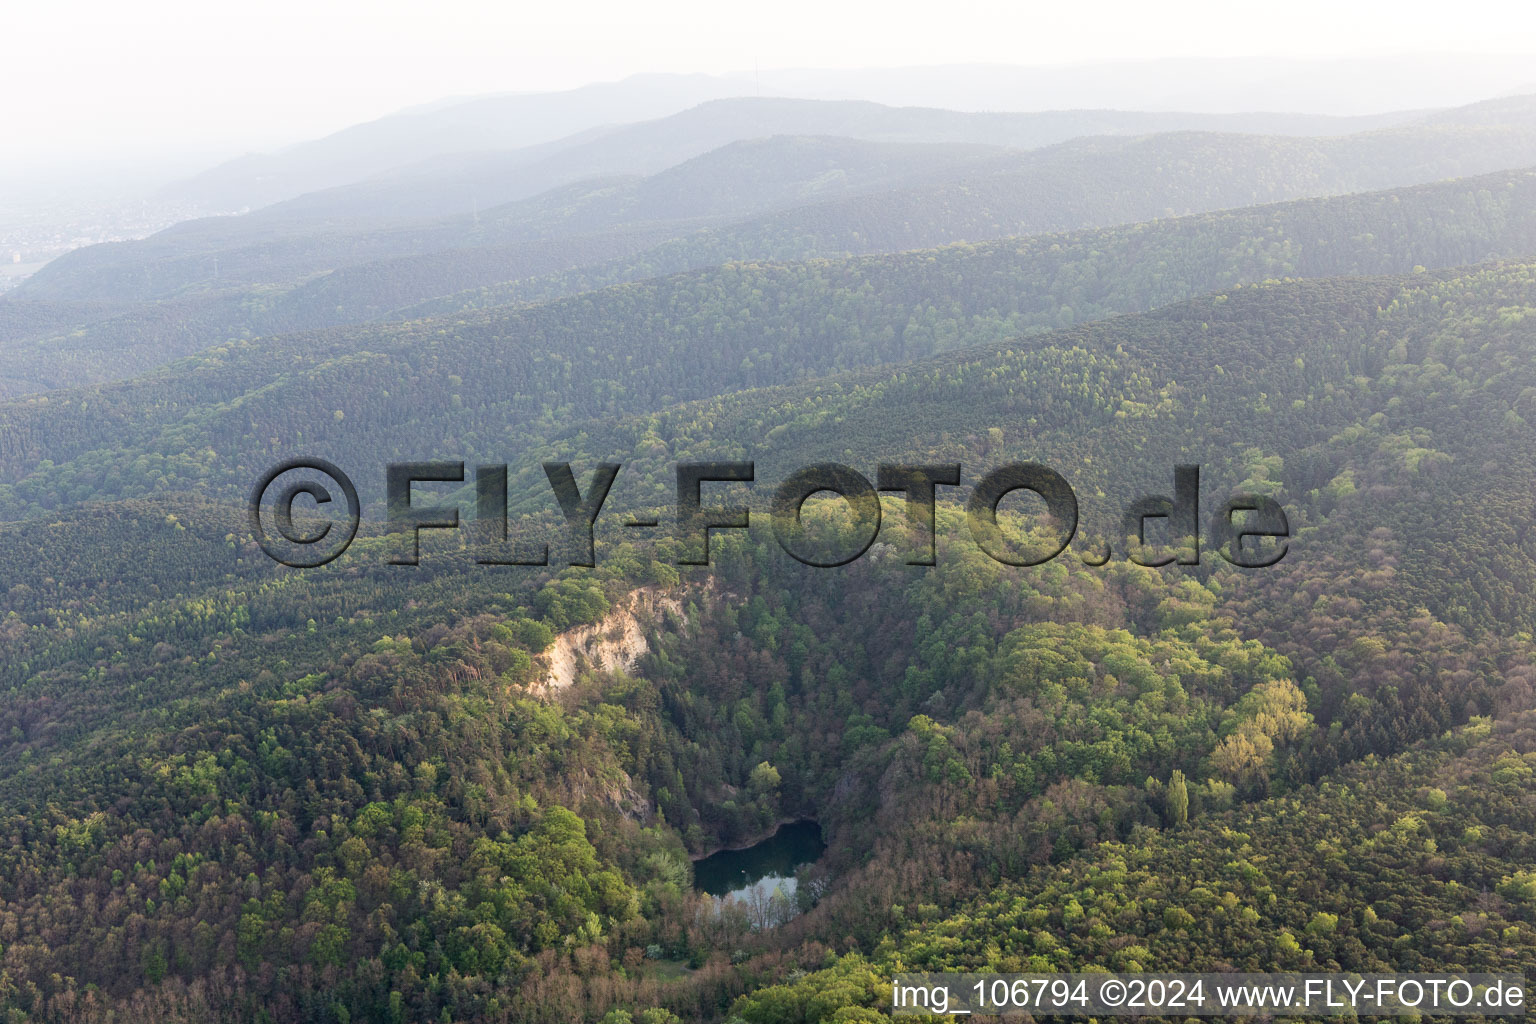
[692,820,825,902]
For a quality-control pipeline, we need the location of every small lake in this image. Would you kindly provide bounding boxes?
[692,820,826,903]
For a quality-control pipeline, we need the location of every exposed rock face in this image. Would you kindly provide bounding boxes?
[537,586,684,692]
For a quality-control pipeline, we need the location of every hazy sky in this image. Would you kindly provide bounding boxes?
[7,0,1536,167]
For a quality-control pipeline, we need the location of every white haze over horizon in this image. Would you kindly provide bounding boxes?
[3,0,1536,190]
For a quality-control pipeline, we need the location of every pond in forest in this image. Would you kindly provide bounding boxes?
[692,820,826,908]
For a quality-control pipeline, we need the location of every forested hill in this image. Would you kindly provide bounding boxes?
[6,170,1536,514]
[8,114,1536,407]
[2,262,1536,1020]
[534,261,1536,632]
[411,162,1536,316]
[18,135,1006,305]
[20,97,1536,307]
[728,710,1536,1018]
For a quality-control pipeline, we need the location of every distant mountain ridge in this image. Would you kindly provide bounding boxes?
[165,91,1427,217]
[20,95,1536,310]
[158,73,761,211]
[162,52,1536,215]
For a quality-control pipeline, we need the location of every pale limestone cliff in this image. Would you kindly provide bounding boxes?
[536,586,685,692]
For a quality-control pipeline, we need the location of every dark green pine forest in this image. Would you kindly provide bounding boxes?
[1,87,1536,1023]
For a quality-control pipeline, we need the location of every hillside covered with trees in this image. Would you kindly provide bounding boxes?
[1,81,1536,1024]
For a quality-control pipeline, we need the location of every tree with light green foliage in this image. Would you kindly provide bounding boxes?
[1167,769,1189,826]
